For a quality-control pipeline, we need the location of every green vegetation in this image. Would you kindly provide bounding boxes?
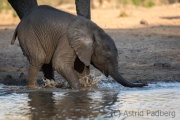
[118,0,156,7]
[118,0,155,17]
[132,0,141,6]
[0,0,157,18]
[0,0,70,18]
[12,11,18,18]
[0,0,12,12]
[0,0,17,17]
[120,0,129,5]
[38,0,74,6]
[143,1,155,7]
[119,11,128,17]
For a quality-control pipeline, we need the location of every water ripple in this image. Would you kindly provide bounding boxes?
[0,82,179,120]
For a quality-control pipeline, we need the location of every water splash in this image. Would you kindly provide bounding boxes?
[0,84,4,89]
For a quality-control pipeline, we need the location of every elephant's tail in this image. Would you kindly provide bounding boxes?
[11,27,18,45]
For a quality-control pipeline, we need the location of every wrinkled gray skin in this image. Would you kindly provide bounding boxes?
[75,0,91,19]
[8,0,91,85]
[12,5,147,89]
[8,0,38,19]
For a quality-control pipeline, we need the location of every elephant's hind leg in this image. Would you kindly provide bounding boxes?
[26,64,41,89]
[42,63,54,80]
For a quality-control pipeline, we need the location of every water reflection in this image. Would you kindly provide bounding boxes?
[0,82,180,120]
[0,93,31,120]
[28,90,120,119]
[28,92,56,119]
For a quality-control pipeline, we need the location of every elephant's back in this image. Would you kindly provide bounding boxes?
[17,5,75,64]
[24,5,75,44]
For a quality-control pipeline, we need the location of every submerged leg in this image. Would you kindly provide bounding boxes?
[52,40,81,89]
[26,64,41,89]
[53,62,81,90]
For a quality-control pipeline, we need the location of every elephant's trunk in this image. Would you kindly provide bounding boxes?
[8,0,38,19]
[110,66,147,87]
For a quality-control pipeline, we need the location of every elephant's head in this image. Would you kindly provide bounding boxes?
[68,16,147,87]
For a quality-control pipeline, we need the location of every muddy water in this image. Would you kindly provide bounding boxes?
[0,82,180,120]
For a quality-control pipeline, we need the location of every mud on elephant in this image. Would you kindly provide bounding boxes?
[11,5,147,89]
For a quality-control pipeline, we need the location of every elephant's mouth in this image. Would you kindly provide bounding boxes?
[91,60,109,77]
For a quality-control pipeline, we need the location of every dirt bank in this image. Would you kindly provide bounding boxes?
[0,4,180,85]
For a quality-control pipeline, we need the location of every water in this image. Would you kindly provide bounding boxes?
[0,82,179,120]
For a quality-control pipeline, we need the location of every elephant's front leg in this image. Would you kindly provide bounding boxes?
[26,64,41,89]
[53,62,81,90]
[52,46,81,89]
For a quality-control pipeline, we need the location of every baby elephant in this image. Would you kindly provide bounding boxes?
[12,5,147,89]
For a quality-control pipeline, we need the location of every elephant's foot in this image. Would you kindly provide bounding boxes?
[26,64,41,89]
[26,85,39,89]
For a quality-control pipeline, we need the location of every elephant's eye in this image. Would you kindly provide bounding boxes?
[104,54,111,62]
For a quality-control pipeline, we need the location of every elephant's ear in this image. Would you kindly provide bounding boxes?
[67,17,94,66]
